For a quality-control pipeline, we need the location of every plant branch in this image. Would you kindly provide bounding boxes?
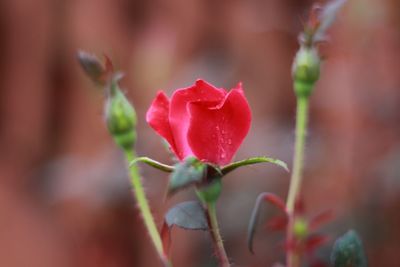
[285,96,309,267]
[125,151,173,267]
[205,202,230,267]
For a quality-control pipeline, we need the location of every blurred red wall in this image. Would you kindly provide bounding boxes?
[0,0,400,266]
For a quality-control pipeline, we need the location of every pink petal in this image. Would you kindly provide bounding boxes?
[187,83,251,165]
[146,91,178,155]
[169,80,226,160]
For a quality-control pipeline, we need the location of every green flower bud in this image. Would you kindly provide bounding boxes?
[293,217,308,240]
[292,46,320,98]
[105,80,137,151]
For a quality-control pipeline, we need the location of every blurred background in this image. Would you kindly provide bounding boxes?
[0,0,399,266]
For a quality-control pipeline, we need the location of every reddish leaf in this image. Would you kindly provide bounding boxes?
[161,221,171,255]
[294,198,305,215]
[310,259,329,267]
[284,238,297,252]
[309,209,335,230]
[263,193,287,213]
[103,54,114,74]
[305,234,330,254]
[99,54,115,84]
[265,215,288,231]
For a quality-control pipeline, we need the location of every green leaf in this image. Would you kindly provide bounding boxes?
[221,156,289,176]
[130,157,174,173]
[331,230,368,267]
[165,201,208,230]
[168,157,206,196]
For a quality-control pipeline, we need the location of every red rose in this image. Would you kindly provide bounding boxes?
[146,79,251,165]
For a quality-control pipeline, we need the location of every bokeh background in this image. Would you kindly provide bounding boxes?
[0,0,399,266]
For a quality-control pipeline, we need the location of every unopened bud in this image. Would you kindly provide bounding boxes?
[77,50,113,85]
[292,46,320,98]
[105,79,137,151]
[293,217,308,240]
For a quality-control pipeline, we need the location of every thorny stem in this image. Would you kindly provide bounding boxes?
[125,150,173,267]
[285,96,309,267]
[206,202,230,267]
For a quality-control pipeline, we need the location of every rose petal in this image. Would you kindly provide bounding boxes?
[146,91,178,155]
[169,80,226,160]
[187,84,251,165]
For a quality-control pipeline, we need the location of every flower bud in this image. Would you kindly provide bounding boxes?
[77,50,113,85]
[77,50,105,82]
[292,46,320,98]
[293,217,308,240]
[105,80,137,151]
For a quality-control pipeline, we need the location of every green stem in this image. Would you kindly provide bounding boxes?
[285,96,309,267]
[130,157,174,173]
[125,150,173,267]
[206,202,230,267]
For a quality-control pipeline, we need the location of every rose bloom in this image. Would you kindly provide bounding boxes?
[146,79,251,165]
